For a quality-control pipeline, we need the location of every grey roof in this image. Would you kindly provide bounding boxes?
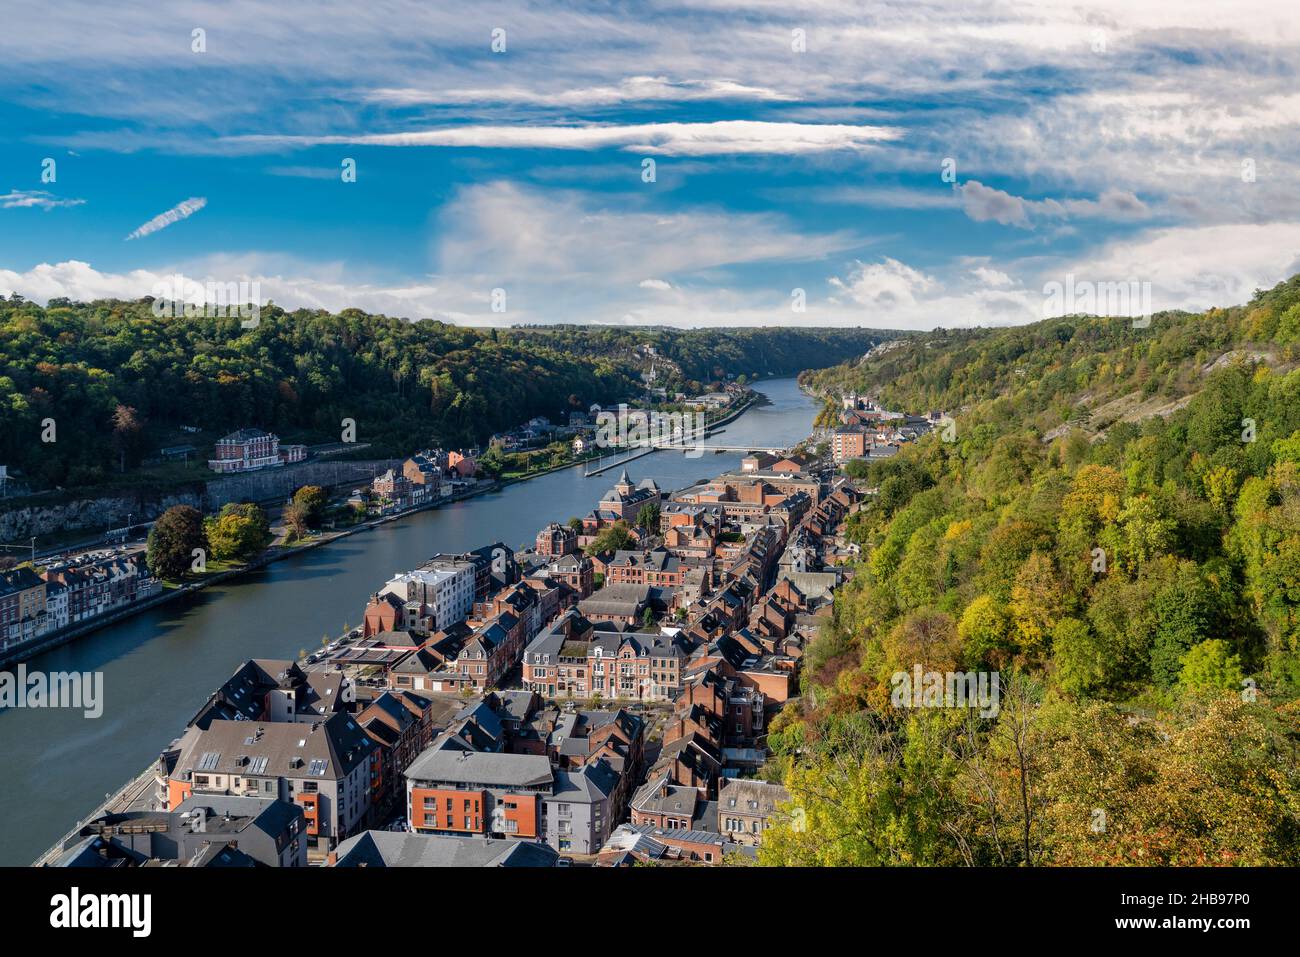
[551,760,619,803]
[631,775,700,818]
[333,831,558,867]
[579,582,652,616]
[718,778,791,813]
[175,794,303,842]
[405,747,554,790]
[175,711,375,782]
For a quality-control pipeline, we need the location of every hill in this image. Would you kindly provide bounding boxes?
[763,276,1300,867]
[0,296,887,491]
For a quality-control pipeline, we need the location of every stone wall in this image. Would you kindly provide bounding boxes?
[0,458,402,540]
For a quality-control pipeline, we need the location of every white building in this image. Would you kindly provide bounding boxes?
[380,564,476,632]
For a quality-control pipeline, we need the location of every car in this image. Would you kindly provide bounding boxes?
[557,857,573,867]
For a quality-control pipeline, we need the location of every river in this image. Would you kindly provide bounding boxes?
[0,377,818,865]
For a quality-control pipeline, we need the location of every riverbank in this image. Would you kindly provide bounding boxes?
[0,481,499,670]
[4,396,767,669]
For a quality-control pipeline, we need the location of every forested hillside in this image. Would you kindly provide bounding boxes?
[764,276,1300,866]
[0,296,884,489]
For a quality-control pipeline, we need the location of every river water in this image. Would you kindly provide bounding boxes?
[0,377,818,865]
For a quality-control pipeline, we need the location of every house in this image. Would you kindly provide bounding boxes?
[430,611,527,691]
[630,774,704,830]
[535,522,577,558]
[331,830,557,867]
[717,778,791,846]
[402,450,448,502]
[356,690,438,806]
[372,468,413,510]
[448,450,477,477]
[377,561,477,633]
[578,582,654,626]
[56,796,308,868]
[207,428,287,473]
[583,469,661,532]
[187,659,351,729]
[604,548,685,587]
[601,822,726,864]
[405,747,553,841]
[281,443,307,465]
[164,710,380,850]
[0,565,49,647]
[522,609,691,702]
[404,736,624,855]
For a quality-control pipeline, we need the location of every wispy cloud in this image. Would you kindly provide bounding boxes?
[957,180,1151,229]
[124,196,206,240]
[226,121,903,157]
[1,189,85,210]
[368,76,794,108]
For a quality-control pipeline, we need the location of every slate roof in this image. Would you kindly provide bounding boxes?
[404,747,554,790]
[333,831,558,867]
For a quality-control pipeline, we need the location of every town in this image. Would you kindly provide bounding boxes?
[36,392,937,867]
[0,383,755,665]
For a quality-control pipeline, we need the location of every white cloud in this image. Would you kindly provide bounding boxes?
[1052,221,1300,313]
[957,180,1150,229]
[0,190,85,210]
[830,258,938,309]
[0,258,462,322]
[639,279,672,290]
[226,121,903,157]
[368,76,793,108]
[434,181,866,283]
[124,197,206,240]
[972,266,1014,287]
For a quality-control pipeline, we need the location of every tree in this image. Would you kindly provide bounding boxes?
[957,594,1013,668]
[146,505,208,580]
[292,485,329,528]
[1051,617,1105,698]
[1179,640,1245,693]
[1008,551,1066,660]
[110,404,147,472]
[585,521,633,555]
[283,503,311,542]
[642,607,656,629]
[205,503,271,561]
[636,502,661,532]
[566,516,584,533]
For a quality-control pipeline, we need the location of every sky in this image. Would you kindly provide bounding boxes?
[2,0,1300,329]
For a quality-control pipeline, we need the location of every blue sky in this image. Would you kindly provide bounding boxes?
[2,0,1299,328]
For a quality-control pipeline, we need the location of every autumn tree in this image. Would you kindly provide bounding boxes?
[146,505,208,580]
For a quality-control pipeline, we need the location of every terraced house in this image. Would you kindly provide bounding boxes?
[405,739,624,855]
[162,711,379,851]
[522,609,690,702]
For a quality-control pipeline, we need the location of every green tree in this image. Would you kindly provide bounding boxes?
[292,485,329,528]
[205,503,271,561]
[146,505,209,580]
[636,502,661,531]
[585,521,633,555]
[1178,640,1245,692]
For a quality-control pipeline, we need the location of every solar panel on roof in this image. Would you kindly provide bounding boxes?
[197,751,222,771]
